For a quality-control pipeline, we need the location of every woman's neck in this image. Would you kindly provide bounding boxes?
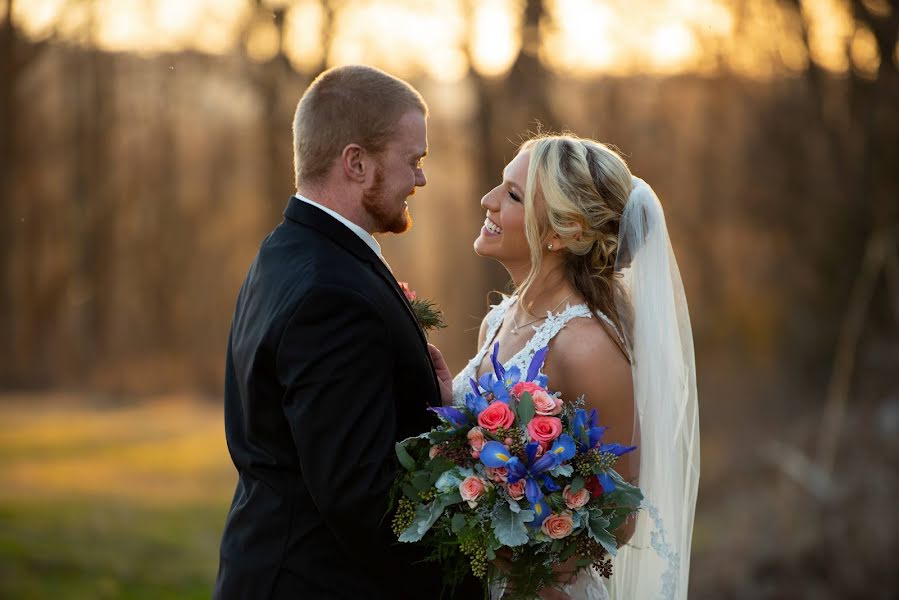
[510,259,579,316]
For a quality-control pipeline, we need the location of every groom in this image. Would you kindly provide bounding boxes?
[214,66,470,599]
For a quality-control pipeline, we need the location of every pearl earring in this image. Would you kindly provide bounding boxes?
[547,244,554,250]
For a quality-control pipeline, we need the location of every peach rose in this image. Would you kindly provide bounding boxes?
[506,479,526,501]
[428,445,442,459]
[532,390,563,416]
[459,476,488,508]
[478,401,515,432]
[467,427,486,453]
[527,416,563,443]
[563,484,590,509]
[511,381,543,398]
[484,466,508,483]
[541,511,574,539]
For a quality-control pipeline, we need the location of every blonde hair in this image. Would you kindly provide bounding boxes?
[518,134,633,353]
[293,65,428,187]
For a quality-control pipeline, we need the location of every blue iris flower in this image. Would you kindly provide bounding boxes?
[480,435,576,504]
[529,498,551,528]
[490,342,505,380]
[525,346,548,382]
[572,408,608,452]
[464,392,488,417]
[429,406,469,428]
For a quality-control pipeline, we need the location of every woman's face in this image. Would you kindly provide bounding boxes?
[474,150,532,267]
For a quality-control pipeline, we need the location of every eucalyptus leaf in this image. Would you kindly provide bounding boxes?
[570,475,585,494]
[440,490,464,506]
[395,442,416,471]
[451,512,467,533]
[402,483,419,501]
[517,392,535,425]
[411,472,432,493]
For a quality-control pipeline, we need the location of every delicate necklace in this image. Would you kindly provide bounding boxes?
[511,294,573,335]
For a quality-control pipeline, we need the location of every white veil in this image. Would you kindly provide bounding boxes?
[607,177,700,600]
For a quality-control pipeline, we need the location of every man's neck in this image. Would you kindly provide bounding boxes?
[296,183,375,234]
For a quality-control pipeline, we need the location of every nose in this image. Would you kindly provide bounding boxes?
[481,186,500,211]
[415,167,427,188]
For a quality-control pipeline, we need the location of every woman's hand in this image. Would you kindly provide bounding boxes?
[427,343,454,406]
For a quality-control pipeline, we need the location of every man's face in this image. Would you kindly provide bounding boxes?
[362,110,428,234]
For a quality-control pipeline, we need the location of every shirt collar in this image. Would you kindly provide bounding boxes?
[294,194,383,259]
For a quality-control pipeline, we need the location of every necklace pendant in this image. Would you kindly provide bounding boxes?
[511,327,518,335]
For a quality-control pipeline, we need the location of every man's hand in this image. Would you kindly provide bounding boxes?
[427,343,454,406]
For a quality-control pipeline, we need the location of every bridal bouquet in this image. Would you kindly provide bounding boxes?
[389,343,643,599]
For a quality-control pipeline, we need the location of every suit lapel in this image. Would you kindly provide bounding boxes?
[283,197,439,395]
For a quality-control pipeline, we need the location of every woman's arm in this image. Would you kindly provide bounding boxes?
[545,317,637,544]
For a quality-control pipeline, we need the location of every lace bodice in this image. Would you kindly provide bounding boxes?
[451,294,622,407]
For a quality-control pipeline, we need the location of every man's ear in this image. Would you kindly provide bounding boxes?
[341,144,367,183]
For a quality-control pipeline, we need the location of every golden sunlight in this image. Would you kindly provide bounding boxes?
[284,0,325,72]
[470,0,521,77]
[9,0,865,80]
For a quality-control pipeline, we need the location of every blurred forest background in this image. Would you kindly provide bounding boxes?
[1,0,897,598]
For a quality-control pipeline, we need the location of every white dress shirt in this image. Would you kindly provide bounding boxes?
[294,194,384,260]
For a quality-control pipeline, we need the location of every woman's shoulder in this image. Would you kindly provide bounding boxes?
[548,312,631,387]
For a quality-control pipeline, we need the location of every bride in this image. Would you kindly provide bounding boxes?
[430,133,700,599]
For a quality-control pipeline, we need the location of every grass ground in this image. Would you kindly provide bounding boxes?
[0,394,235,599]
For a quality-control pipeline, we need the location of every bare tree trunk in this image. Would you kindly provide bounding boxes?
[0,0,15,383]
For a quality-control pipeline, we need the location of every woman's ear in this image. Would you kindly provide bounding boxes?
[545,233,565,252]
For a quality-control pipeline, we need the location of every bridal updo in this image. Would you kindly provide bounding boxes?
[518,134,633,352]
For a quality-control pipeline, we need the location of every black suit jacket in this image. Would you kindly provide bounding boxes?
[214,198,477,599]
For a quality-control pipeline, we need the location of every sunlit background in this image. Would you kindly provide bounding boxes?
[2,0,897,598]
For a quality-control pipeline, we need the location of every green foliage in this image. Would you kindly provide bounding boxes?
[410,298,446,332]
[569,475,585,494]
[395,441,416,471]
[489,503,533,547]
[516,393,535,425]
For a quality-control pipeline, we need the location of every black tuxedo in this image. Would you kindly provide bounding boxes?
[214,198,479,599]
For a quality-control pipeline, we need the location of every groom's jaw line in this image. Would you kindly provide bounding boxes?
[483,217,502,236]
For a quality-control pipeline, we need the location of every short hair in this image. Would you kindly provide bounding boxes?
[292,65,428,187]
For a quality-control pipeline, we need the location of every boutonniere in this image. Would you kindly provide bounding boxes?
[399,282,446,333]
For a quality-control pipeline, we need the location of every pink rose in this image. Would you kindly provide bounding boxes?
[532,390,563,416]
[478,401,515,432]
[467,427,486,452]
[429,445,442,459]
[541,511,574,539]
[459,476,488,507]
[563,484,590,509]
[506,479,526,501]
[527,416,563,443]
[398,281,416,302]
[485,466,508,483]
[511,381,544,398]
